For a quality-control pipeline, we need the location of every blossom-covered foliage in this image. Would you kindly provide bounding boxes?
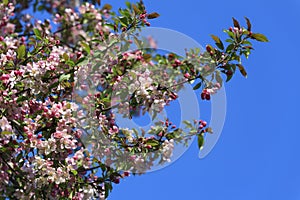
[0,0,268,199]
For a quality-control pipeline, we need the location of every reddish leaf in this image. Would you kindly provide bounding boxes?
[232,17,240,29]
[245,17,251,31]
[147,12,160,19]
[237,64,247,78]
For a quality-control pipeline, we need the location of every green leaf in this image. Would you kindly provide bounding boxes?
[1,131,12,135]
[76,57,86,65]
[16,153,23,162]
[133,36,142,49]
[236,64,247,78]
[231,53,241,62]
[143,54,152,62]
[17,45,26,59]
[225,43,234,53]
[105,182,112,198]
[251,33,269,42]
[71,170,78,175]
[121,9,132,19]
[231,64,237,73]
[119,16,128,27]
[224,29,235,39]
[81,42,90,54]
[211,35,224,50]
[151,111,157,121]
[244,17,251,31]
[232,17,240,29]
[68,191,73,199]
[101,97,111,103]
[242,40,252,45]
[59,74,71,82]
[63,53,69,61]
[183,120,193,129]
[33,28,42,40]
[193,82,202,90]
[147,12,160,19]
[49,82,59,91]
[65,60,75,67]
[197,134,204,149]
[215,71,223,86]
[129,71,137,79]
[17,95,28,103]
[189,129,197,135]
[225,39,234,43]
[125,1,131,9]
[242,29,250,35]
[166,132,176,140]
[3,0,8,5]
[37,5,44,11]
[116,68,123,75]
[132,4,141,14]
[146,139,160,147]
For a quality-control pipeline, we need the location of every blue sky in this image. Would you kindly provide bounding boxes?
[103,0,300,200]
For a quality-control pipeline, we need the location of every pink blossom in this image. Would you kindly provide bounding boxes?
[0,116,12,132]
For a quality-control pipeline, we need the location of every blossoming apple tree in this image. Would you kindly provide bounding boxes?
[0,0,268,199]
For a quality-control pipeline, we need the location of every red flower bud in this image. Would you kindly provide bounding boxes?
[158,132,163,137]
[205,94,211,100]
[226,70,233,76]
[184,73,190,79]
[113,178,120,184]
[206,45,211,52]
[201,92,206,100]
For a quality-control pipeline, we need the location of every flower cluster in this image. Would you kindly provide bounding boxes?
[201,83,221,100]
[0,0,265,199]
[0,3,15,36]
